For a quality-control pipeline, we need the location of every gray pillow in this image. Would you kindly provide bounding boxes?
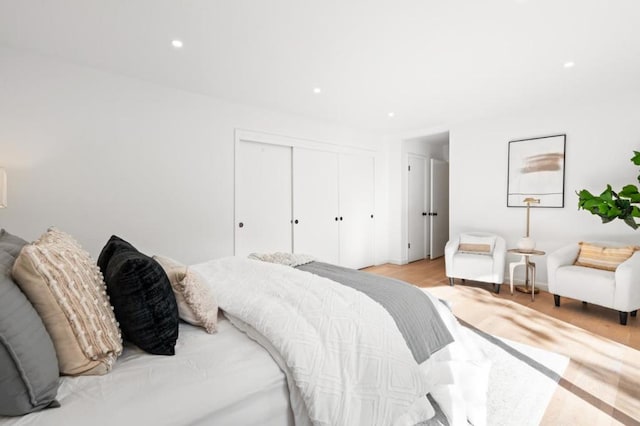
[0,229,60,416]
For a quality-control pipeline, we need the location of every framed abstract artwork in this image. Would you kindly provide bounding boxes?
[507,134,566,207]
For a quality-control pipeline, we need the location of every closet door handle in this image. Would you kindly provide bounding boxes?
[339,217,343,221]
[294,219,299,224]
[335,217,339,221]
[370,214,374,218]
[422,212,427,216]
[238,222,244,228]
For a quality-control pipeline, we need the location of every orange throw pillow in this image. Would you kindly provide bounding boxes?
[574,242,637,271]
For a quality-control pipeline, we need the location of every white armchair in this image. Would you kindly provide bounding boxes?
[547,242,640,325]
[445,232,506,294]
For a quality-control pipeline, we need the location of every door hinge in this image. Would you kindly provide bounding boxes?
[408,165,411,171]
[408,243,411,249]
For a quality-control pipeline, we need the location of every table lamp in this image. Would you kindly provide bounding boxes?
[517,197,539,252]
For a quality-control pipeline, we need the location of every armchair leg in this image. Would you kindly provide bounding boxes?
[553,295,560,307]
[449,277,454,286]
[619,311,628,326]
[632,310,638,317]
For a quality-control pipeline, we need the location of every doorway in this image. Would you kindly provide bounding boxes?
[404,132,450,262]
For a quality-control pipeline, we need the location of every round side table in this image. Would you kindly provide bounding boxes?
[507,248,545,301]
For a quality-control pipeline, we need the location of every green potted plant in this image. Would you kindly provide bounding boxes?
[577,151,640,229]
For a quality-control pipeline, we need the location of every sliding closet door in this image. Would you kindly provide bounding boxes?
[292,148,340,264]
[235,140,292,257]
[338,154,375,269]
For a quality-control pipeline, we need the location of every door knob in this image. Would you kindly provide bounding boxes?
[294,219,299,224]
[238,222,244,228]
[335,217,339,221]
[339,217,343,221]
[422,212,427,216]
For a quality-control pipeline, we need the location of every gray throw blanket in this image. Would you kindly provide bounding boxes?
[296,261,453,364]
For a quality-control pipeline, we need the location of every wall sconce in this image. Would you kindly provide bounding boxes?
[0,168,6,208]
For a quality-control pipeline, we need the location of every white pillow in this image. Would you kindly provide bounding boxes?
[458,234,497,255]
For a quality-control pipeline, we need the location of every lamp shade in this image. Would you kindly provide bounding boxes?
[0,169,6,208]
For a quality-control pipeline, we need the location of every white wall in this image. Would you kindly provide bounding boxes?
[449,94,640,288]
[0,47,389,264]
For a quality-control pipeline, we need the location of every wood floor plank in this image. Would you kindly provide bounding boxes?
[364,258,640,425]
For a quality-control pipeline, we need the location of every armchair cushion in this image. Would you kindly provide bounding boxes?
[575,242,637,271]
[555,265,615,308]
[458,233,496,255]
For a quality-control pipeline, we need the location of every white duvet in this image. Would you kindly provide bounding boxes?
[193,257,433,426]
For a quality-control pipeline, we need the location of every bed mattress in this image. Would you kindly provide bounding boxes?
[0,318,293,426]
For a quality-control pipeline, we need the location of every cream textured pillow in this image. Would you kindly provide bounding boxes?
[12,228,122,376]
[574,242,637,272]
[153,255,218,333]
[458,234,496,255]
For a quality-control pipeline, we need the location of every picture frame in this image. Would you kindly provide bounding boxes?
[507,134,566,208]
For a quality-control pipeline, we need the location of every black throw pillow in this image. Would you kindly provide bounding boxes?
[98,235,178,355]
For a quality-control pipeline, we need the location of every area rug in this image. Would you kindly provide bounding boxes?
[465,322,569,426]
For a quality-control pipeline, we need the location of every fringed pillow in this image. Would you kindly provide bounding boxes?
[153,255,218,334]
[12,228,122,376]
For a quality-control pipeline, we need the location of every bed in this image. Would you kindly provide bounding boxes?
[1,253,490,426]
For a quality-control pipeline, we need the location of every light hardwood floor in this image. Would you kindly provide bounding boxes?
[365,258,640,426]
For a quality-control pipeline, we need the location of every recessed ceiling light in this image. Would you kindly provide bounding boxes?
[171,40,183,49]
[313,87,322,94]
[388,112,395,118]
[563,61,575,68]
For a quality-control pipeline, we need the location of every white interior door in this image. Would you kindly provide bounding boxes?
[235,140,292,257]
[429,159,449,259]
[407,155,428,262]
[339,154,375,269]
[292,148,340,264]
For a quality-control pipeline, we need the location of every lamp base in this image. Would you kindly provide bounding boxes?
[517,237,536,252]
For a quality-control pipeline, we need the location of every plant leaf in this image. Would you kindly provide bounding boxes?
[607,206,622,218]
[619,184,640,200]
[600,185,614,202]
[624,216,639,229]
[582,199,601,210]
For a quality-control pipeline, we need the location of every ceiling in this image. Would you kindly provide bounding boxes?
[1,0,639,133]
